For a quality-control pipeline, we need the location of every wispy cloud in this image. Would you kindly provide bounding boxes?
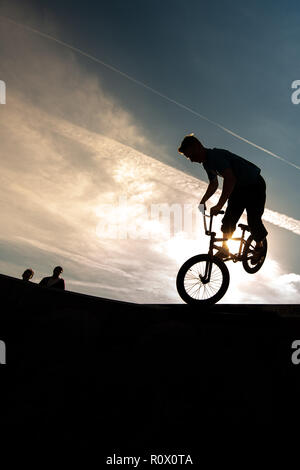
[263,209,300,236]
[222,258,300,304]
[1,13,299,170]
[0,10,299,303]
[1,97,300,302]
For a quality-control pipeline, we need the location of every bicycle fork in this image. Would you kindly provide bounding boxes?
[199,209,228,284]
[201,258,213,284]
[201,233,226,284]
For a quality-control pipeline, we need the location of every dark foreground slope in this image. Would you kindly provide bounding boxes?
[1,273,300,459]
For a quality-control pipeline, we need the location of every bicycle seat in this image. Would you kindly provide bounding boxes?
[238,223,250,231]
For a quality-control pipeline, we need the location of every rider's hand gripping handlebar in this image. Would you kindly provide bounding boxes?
[198,203,224,235]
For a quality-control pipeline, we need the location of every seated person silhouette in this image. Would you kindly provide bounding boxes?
[178,134,268,262]
[39,266,65,290]
[22,268,34,281]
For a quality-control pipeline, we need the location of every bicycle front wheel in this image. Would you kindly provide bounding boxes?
[176,254,230,305]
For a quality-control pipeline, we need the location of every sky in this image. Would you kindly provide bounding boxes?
[0,0,299,303]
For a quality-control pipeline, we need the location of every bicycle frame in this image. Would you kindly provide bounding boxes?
[176,205,265,304]
[198,204,249,282]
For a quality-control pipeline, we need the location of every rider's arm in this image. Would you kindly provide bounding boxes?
[200,177,218,204]
[216,168,236,207]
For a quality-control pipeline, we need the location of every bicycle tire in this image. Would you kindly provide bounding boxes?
[242,235,267,274]
[176,254,230,305]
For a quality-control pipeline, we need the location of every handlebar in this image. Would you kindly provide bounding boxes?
[198,203,224,235]
[198,203,224,215]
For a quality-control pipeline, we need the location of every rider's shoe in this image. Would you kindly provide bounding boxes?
[250,240,265,265]
[215,246,230,259]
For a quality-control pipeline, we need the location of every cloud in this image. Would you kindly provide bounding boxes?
[0,14,158,156]
[1,13,300,170]
[1,98,300,303]
[263,209,300,236]
[222,258,300,304]
[0,9,300,304]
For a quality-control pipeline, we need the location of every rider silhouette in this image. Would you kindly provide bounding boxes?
[39,266,65,290]
[22,268,34,281]
[178,134,268,260]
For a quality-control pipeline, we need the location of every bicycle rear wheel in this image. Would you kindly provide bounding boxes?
[176,254,230,305]
[242,235,267,273]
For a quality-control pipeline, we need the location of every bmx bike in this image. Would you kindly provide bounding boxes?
[176,204,267,305]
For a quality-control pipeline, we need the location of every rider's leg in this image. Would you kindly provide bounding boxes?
[221,186,245,245]
[245,175,268,244]
[244,176,268,263]
[215,187,246,257]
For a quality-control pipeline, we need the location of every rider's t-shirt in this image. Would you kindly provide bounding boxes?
[39,276,65,289]
[203,148,261,186]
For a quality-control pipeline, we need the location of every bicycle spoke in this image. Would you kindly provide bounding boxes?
[183,260,223,300]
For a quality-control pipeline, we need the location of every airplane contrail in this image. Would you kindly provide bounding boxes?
[1,14,300,171]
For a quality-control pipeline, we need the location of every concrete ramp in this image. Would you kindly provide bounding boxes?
[1,273,300,459]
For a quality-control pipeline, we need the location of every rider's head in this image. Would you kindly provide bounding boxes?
[22,268,34,281]
[53,266,63,277]
[178,134,206,163]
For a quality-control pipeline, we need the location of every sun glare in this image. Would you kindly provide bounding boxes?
[226,238,242,256]
[153,232,208,266]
